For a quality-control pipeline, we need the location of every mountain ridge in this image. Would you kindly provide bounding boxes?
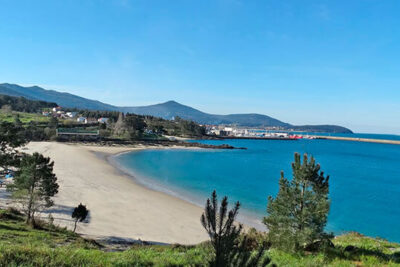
[121,100,290,127]
[0,83,352,133]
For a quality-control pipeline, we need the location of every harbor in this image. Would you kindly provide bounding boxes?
[206,126,400,145]
[206,126,308,140]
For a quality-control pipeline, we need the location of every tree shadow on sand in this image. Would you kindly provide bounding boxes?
[43,204,74,216]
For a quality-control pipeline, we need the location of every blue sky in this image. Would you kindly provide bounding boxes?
[0,0,399,134]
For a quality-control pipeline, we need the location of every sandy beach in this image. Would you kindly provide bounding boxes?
[14,142,208,244]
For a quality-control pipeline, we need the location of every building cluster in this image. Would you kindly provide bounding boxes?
[42,106,109,124]
[206,125,235,136]
[206,125,291,138]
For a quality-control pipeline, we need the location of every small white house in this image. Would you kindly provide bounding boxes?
[85,118,98,124]
[52,106,62,112]
[66,112,78,118]
[97,117,109,124]
[209,129,221,135]
[77,117,86,123]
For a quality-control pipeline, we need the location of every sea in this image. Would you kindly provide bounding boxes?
[114,133,400,242]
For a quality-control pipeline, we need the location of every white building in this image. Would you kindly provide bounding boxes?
[97,117,109,124]
[85,118,98,124]
[77,117,86,123]
[209,129,221,135]
[66,112,78,118]
[52,106,62,112]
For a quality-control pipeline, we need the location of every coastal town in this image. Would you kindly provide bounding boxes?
[205,125,308,140]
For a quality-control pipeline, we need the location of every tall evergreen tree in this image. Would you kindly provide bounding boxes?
[113,112,125,135]
[124,115,147,139]
[264,153,331,252]
[10,152,59,225]
[13,114,22,128]
[48,116,59,128]
[201,190,271,267]
[201,190,242,266]
[0,121,26,171]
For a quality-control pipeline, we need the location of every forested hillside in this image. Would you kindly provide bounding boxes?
[0,83,353,133]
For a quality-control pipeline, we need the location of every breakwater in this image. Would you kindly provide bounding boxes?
[315,136,400,145]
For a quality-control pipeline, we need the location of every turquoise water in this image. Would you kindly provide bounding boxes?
[115,136,400,242]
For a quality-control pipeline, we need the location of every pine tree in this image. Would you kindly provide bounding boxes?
[263,153,331,252]
[124,115,147,139]
[201,190,242,266]
[114,112,125,135]
[48,116,59,128]
[10,152,59,225]
[72,203,89,233]
[0,121,26,171]
[201,190,271,267]
[13,114,22,128]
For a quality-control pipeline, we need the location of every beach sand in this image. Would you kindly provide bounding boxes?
[21,142,208,245]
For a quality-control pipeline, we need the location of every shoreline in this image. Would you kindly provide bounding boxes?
[20,142,210,245]
[109,148,267,232]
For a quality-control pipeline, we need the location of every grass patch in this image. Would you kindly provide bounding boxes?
[0,208,210,266]
[268,233,400,266]
[0,111,49,124]
[0,208,399,266]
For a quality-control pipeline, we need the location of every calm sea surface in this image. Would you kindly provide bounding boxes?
[115,134,400,242]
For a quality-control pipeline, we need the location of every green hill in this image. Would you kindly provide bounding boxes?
[0,83,353,133]
[0,83,117,111]
[122,100,290,128]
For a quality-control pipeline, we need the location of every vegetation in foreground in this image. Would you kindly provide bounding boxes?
[0,208,399,266]
[201,191,271,266]
[0,208,210,266]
